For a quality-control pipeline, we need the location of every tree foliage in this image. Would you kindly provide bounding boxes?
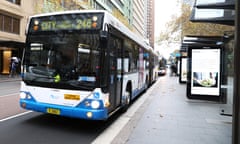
[35,0,92,14]
[157,3,234,44]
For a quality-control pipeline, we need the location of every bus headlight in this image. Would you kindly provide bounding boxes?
[91,100,100,109]
[20,92,27,99]
[20,92,31,99]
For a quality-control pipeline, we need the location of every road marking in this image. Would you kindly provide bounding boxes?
[0,111,32,122]
[0,93,19,98]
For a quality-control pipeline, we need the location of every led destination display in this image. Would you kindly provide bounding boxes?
[29,13,104,33]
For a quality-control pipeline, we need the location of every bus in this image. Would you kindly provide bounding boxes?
[149,49,159,82]
[158,57,167,76]
[20,10,158,120]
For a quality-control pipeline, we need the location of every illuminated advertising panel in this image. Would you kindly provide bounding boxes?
[186,46,222,101]
[191,48,221,96]
[179,57,187,83]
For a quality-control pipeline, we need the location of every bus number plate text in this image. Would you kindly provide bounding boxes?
[47,108,60,115]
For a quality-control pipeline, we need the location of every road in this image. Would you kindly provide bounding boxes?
[0,81,20,96]
[0,111,120,144]
[0,81,26,120]
[0,80,139,144]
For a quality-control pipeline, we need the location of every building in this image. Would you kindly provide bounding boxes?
[0,0,36,74]
[91,0,153,47]
[132,0,145,38]
[145,0,154,48]
[90,0,133,29]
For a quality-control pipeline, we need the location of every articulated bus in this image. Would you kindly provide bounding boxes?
[20,10,158,120]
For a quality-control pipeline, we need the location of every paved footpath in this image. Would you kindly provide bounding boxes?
[112,75,232,144]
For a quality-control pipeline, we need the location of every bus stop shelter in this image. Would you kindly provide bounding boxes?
[190,0,240,143]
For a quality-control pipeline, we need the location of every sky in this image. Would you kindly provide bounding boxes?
[154,0,181,58]
[154,0,181,37]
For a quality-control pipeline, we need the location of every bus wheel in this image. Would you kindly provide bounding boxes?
[121,91,130,112]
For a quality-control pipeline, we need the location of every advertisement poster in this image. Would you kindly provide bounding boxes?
[180,57,187,83]
[191,49,221,96]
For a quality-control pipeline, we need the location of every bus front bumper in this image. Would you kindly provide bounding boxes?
[20,100,108,120]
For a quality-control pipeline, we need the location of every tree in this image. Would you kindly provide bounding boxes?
[35,0,92,14]
[157,3,234,44]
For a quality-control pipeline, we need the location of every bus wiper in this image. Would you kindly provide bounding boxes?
[67,80,95,89]
[28,76,56,83]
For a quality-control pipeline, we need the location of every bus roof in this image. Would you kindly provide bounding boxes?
[28,10,152,51]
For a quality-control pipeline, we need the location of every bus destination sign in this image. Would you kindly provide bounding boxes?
[29,13,103,33]
[41,19,92,31]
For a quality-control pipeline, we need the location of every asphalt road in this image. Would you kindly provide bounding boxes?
[0,81,20,96]
[0,80,123,144]
[0,112,120,144]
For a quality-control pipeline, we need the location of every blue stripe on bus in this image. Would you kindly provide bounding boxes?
[20,100,108,120]
[132,86,146,99]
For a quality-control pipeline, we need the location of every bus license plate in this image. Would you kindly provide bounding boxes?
[47,108,60,115]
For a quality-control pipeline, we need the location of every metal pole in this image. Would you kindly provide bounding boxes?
[233,0,240,143]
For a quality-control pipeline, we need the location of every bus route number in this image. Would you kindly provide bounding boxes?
[40,18,93,31]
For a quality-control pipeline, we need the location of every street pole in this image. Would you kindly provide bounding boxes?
[233,0,240,143]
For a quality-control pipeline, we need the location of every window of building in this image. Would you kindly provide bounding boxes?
[0,15,3,31]
[4,15,11,33]
[0,13,20,34]
[6,0,21,5]
[12,18,20,34]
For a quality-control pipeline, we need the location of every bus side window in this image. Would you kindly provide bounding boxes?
[123,58,129,72]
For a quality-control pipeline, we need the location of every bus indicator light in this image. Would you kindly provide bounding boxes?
[33,20,39,31]
[92,16,98,21]
[34,20,39,25]
[33,25,39,31]
[86,112,93,118]
[92,22,97,28]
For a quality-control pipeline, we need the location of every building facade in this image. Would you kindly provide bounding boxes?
[0,0,36,74]
[90,0,132,29]
[146,0,154,48]
[132,0,145,38]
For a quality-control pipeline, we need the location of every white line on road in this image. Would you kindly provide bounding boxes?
[0,93,19,98]
[0,111,32,122]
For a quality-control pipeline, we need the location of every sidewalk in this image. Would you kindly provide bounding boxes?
[0,74,21,82]
[112,75,232,144]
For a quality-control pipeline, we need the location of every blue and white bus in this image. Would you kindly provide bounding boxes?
[20,10,158,120]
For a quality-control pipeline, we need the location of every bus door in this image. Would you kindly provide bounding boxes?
[108,35,123,111]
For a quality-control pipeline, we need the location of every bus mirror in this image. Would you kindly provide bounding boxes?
[100,31,108,40]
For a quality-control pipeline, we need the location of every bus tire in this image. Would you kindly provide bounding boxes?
[121,86,131,112]
[145,76,150,88]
